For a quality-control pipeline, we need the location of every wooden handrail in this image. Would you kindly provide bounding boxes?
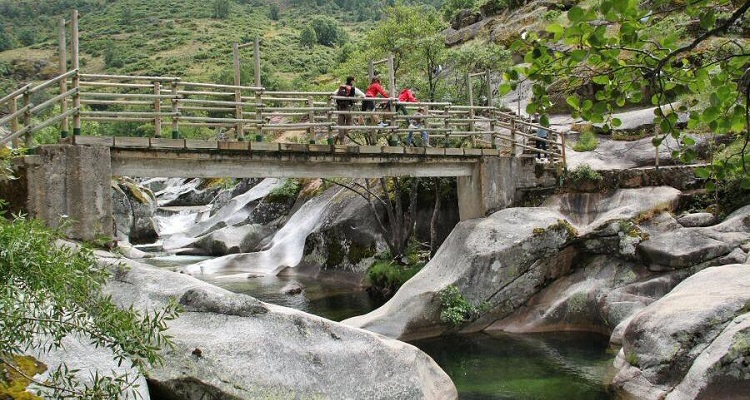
[0,70,565,166]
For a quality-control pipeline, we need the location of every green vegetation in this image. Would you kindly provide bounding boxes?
[0,355,46,400]
[366,258,424,294]
[266,178,302,203]
[0,214,180,398]
[507,0,750,213]
[567,163,603,183]
[438,284,488,327]
[572,130,598,152]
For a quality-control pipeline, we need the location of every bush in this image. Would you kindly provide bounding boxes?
[366,258,423,293]
[572,130,598,151]
[0,215,179,398]
[567,163,603,182]
[265,178,302,203]
[438,285,485,327]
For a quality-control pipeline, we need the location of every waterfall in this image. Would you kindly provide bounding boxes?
[157,178,282,250]
[181,188,342,276]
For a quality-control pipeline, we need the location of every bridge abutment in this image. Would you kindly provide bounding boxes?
[457,157,520,220]
[9,145,113,242]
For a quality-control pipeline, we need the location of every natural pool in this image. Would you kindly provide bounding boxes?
[142,256,617,399]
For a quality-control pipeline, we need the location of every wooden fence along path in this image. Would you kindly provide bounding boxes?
[0,70,565,163]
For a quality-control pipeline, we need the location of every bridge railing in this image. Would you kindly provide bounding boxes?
[0,70,566,165]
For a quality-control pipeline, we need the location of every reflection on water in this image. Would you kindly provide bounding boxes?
[413,332,616,400]
[141,255,616,399]
[141,256,382,322]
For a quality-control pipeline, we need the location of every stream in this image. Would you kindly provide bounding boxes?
[141,255,617,400]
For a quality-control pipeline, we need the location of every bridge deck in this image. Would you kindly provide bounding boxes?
[72,136,501,178]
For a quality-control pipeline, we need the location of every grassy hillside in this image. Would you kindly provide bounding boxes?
[0,0,442,92]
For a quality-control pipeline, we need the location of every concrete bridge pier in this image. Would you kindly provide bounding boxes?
[457,157,518,220]
[12,145,113,242]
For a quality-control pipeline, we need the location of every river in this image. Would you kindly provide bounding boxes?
[142,255,617,400]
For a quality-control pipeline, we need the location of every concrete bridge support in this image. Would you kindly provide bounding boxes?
[10,145,113,242]
[457,157,519,220]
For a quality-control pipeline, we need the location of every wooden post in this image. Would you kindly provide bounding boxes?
[387,54,396,98]
[171,79,179,138]
[153,81,161,138]
[22,89,32,148]
[467,73,475,147]
[254,38,261,87]
[485,69,493,108]
[369,60,375,82]
[233,42,243,140]
[71,10,81,136]
[255,90,263,141]
[58,17,68,138]
[307,96,315,141]
[10,97,19,148]
[560,131,567,170]
[510,117,517,156]
[443,105,451,148]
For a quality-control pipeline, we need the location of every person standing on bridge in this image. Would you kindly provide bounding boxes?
[533,113,548,160]
[333,76,363,145]
[362,76,390,127]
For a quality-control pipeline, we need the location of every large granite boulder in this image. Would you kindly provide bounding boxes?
[102,256,457,399]
[344,187,684,340]
[611,264,750,400]
[112,178,159,244]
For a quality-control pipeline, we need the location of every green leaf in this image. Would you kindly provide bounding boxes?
[592,75,610,85]
[702,106,720,122]
[695,167,711,179]
[611,118,622,127]
[699,10,716,30]
[570,49,588,62]
[499,83,512,96]
[566,96,580,110]
[568,6,586,23]
[546,23,564,34]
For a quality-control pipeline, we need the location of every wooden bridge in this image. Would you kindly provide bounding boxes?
[0,11,565,241]
[0,69,565,164]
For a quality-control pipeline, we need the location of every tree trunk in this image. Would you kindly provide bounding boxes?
[430,179,442,256]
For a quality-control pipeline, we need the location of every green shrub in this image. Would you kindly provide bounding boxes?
[366,259,423,292]
[572,130,598,151]
[439,285,484,327]
[266,178,302,203]
[0,215,180,398]
[567,163,603,183]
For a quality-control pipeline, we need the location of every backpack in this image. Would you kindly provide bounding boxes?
[336,84,354,108]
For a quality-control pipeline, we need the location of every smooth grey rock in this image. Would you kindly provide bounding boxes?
[542,187,681,234]
[30,335,150,400]
[344,207,574,340]
[677,212,717,227]
[280,282,303,295]
[612,264,750,398]
[104,259,457,399]
[665,313,750,400]
[638,228,732,269]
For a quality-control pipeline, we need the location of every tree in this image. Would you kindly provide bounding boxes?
[325,178,418,260]
[269,3,280,20]
[507,0,750,213]
[310,16,343,47]
[299,25,317,49]
[0,213,179,399]
[212,0,230,19]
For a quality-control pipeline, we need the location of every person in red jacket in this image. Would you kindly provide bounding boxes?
[362,77,390,127]
[397,86,418,126]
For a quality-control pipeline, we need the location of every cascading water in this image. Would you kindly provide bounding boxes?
[181,187,342,276]
[157,178,282,250]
